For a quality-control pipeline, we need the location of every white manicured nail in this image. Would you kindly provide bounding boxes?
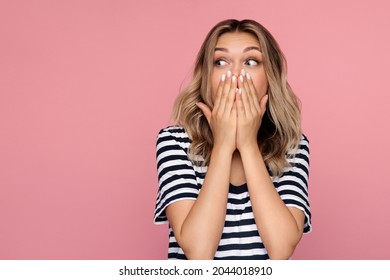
[239,75,243,83]
[238,88,242,94]
[241,69,245,76]
[227,70,231,78]
[221,74,226,81]
[232,75,236,82]
[246,73,251,80]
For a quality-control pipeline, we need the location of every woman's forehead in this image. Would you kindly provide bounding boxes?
[215,32,260,50]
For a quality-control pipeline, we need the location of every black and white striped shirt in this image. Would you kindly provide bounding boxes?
[154,126,311,260]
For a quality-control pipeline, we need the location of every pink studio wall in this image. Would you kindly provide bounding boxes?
[1,0,389,259]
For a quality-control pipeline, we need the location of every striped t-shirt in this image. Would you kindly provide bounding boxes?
[153,126,312,260]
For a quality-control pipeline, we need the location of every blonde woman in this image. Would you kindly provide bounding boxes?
[154,19,311,260]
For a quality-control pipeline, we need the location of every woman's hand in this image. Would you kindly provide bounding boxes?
[197,71,238,154]
[235,70,268,152]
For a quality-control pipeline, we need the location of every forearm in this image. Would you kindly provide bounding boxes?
[179,145,232,259]
[240,145,302,259]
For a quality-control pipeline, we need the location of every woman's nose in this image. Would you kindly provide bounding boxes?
[231,66,243,78]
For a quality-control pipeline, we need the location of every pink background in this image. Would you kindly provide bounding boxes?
[1,0,389,259]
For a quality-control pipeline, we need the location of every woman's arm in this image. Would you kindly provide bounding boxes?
[166,72,238,259]
[239,145,305,259]
[166,145,232,259]
[236,72,305,259]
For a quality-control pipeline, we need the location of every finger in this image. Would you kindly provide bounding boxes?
[259,94,269,117]
[240,88,254,116]
[245,72,260,109]
[232,99,238,117]
[224,74,237,115]
[241,73,259,116]
[218,70,232,114]
[240,69,252,102]
[196,102,212,124]
[235,90,244,117]
[213,73,226,110]
[237,75,250,116]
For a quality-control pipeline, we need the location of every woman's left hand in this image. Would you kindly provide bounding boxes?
[235,71,268,152]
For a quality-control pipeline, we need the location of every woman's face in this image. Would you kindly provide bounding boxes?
[211,32,268,103]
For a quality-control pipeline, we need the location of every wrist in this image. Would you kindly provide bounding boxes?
[237,140,259,153]
[213,139,236,154]
[238,142,261,157]
[212,143,235,156]
[209,145,234,172]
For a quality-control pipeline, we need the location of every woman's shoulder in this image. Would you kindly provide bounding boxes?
[300,134,309,147]
[285,133,309,159]
[156,125,191,149]
[158,125,186,135]
[299,134,310,152]
[157,125,189,139]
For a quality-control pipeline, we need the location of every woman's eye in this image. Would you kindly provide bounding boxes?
[214,59,228,67]
[245,59,259,66]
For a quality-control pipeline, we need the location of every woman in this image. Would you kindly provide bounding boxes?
[154,19,311,260]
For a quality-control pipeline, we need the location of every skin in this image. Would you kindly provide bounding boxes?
[166,32,305,259]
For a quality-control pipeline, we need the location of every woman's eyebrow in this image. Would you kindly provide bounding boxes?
[244,46,262,53]
[214,46,262,53]
[214,47,229,52]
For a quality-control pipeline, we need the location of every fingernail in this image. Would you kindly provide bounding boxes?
[232,75,236,82]
[221,74,226,81]
[241,69,245,76]
[235,88,238,93]
[238,88,242,95]
[246,73,251,80]
[227,70,231,78]
[239,75,243,83]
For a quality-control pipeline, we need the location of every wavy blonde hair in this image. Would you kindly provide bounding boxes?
[172,19,301,177]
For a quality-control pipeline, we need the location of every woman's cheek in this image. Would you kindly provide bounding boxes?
[251,75,268,96]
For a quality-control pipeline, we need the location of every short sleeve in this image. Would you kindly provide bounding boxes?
[273,135,312,233]
[153,127,200,224]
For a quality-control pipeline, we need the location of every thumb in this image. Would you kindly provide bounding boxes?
[260,94,269,115]
[196,102,212,124]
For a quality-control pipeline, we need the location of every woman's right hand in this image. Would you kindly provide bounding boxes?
[197,71,237,154]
